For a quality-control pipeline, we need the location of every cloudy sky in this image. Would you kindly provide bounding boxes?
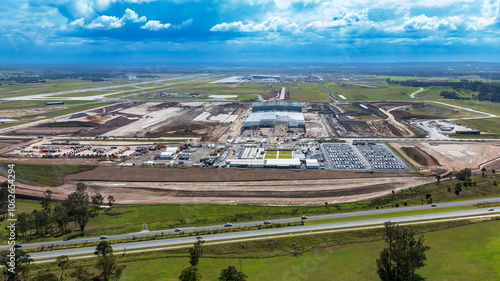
[1,0,499,63]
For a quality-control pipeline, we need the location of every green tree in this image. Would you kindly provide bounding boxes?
[0,249,33,281]
[456,168,471,181]
[56,255,70,280]
[107,195,115,209]
[41,189,53,214]
[69,266,93,281]
[435,175,441,184]
[189,237,205,267]
[93,242,124,281]
[218,266,247,281]
[91,193,104,210]
[53,205,70,235]
[0,181,10,220]
[481,167,487,177]
[94,241,113,258]
[376,222,430,281]
[32,270,58,281]
[179,266,201,281]
[455,183,462,195]
[17,212,31,238]
[74,205,91,235]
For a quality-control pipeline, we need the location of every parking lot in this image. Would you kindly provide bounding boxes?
[355,143,410,171]
[321,143,367,171]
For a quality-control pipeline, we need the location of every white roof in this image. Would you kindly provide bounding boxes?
[265,159,301,166]
[305,159,319,166]
[165,147,178,153]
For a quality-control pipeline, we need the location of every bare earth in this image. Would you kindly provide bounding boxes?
[10,165,432,206]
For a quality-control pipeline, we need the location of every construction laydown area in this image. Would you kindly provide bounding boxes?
[2,99,500,206]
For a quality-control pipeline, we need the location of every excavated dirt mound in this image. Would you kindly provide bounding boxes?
[66,166,420,183]
[114,183,396,198]
[402,147,441,166]
[145,120,215,139]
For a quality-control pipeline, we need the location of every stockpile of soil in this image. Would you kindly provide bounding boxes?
[145,121,213,139]
[391,110,440,120]
[66,165,420,183]
[78,116,136,137]
[121,183,396,198]
[402,147,441,166]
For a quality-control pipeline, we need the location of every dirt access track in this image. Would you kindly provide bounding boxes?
[6,166,433,206]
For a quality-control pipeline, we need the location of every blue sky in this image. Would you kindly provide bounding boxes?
[1,0,500,63]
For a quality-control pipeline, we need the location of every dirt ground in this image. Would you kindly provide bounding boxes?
[390,141,500,174]
[8,165,432,206]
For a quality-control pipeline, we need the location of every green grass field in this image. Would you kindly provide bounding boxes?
[453,118,500,134]
[416,86,479,100]
[0,163,95,186]
[227,94,259,101]
[0,99,92,109]
[324,82,418,101]
[278,151,293,159]
[136,83,165,88]
[270,82,330,101]
[0,79,133,98]
[264,151,278,159]
[29,219,500,280]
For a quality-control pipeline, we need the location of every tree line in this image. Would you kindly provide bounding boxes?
[0,182,115,240]
[386,78,500,103]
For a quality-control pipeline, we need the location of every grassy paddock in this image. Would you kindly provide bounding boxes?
[0,163,95,186]
[324,83,418,101]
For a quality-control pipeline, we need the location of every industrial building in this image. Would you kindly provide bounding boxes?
[242,101,306,132]
[159,147,178,160]
[252,101,302,112]
[241,112,306,132]
[227,158,301,169]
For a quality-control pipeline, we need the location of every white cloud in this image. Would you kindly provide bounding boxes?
[69,18,85,27]
[305,12,367,30]
[86,15,124,29]
[467,0,499,30]
[140,20,171,31]
[123,8,147,22]
[210,16,298,32]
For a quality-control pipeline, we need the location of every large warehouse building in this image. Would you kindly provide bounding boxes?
[242,101,306,132]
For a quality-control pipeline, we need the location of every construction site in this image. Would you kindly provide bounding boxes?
[2,86,500,206]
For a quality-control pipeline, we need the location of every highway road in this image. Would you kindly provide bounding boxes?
[23,206,500,260]
[3,197,498,253]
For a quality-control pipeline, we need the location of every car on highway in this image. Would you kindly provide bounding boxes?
[431,204,437,207]
[100,235,108,239]
[13,244,22,249]
[488,208,495,211]
[224,223,233,227]
[263,221,272,225]
[301,216,308,220]
[174,228,182,232]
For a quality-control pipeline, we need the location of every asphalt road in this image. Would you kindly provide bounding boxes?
[24,206,500,260]
[3,197,499,253]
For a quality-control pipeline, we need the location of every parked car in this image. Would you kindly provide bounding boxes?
[174,228,182,232]
[100,235,108,239]
[224,223,233,227]
[13,244,22,249]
